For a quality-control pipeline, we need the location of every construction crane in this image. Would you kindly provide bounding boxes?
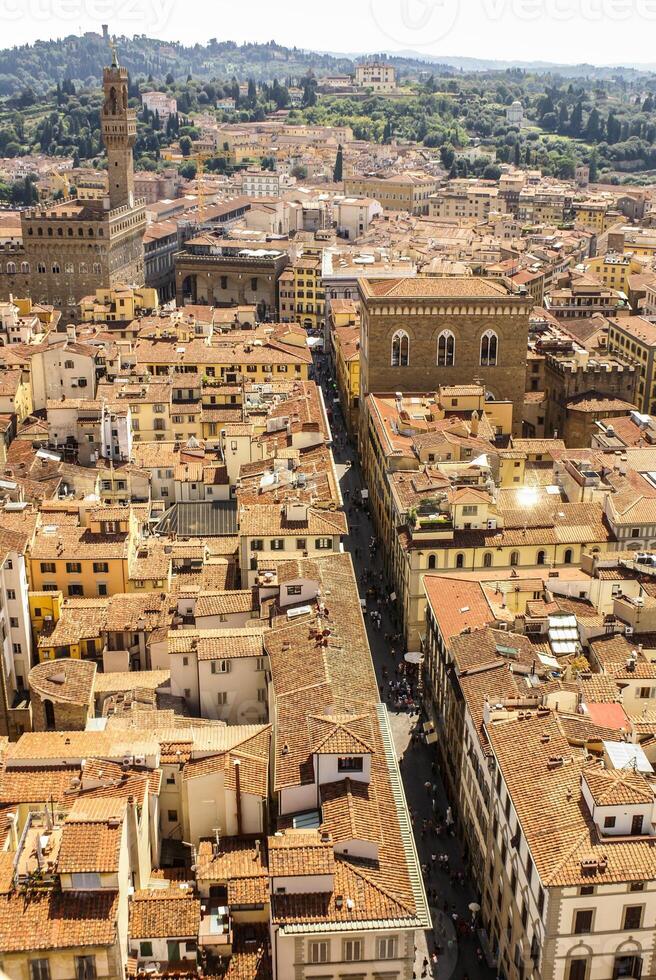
[48,167,72,202]
[194,151,216,220]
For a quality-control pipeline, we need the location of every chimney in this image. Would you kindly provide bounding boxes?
[234,759,243,836]
[126,794,144,889]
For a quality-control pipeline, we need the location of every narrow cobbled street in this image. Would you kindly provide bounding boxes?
[313,350,498,980]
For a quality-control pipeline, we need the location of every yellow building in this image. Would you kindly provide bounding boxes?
[132,331,312,385]
[393,491,613,647]
[29,507,135,599]
[584,253,643,293]
[0,367,33,421]
[343,173,438,215]
[13,296,60,330]
[331,315,360,435]
[79,285,159,322]
[607,314,656,414]
[279,254,325,331]
[573,201,621,234]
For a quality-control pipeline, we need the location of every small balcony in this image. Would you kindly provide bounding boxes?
[409,512,454,541]
[198,903,232,953]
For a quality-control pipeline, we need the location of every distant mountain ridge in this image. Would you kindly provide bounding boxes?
[0,31,650,96]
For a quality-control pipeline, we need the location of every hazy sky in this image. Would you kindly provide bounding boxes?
[3,0,654,65]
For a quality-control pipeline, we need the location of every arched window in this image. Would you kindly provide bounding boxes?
[563,548,573,564]
[93,263,101,275]
[510,551,519,567]
[43,698,55,730]
[6,262,15,274]
[437,330,455,366]
[37,263,46,274]
[455,553,465,569]
[20,262,29,273]
[480,330,498,366]
[427,554,436,570]
[391,330,409,367]
[52,263,60,274]
[79,263,87,274]
[536,550,546,566]
[483,552,492,568]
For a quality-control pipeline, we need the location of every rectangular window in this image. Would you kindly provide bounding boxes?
[270,539,284,550]
[308,941,329,964]
[337,756,363,772]
[462,505,478,516]
[377,936,397,959]
[70,872,101,890]
[66,562,82,573]
[12,643,21,654]
[30,961,50,980]
[168,809,178,823]
[251,539,264,552]
[287,585,302,596]
[6,589,15,600]
[631,528,640,538]
[315,537,332,550]
[574,909,593,934]
[139,942,153,958]
[75,957,96,980]
[211,660,231,674]
[257,688,267,702]
[98,584,108,597]
[68,585,84,597]
[296,538,307,550]
[568,959,587,980]
[40,562,56,574]
[344,938,362,962]
[93,562,109,573]
[623,906,643,930]
[216,691,228,705]
[604,815,616,828]
[9,617,18,628]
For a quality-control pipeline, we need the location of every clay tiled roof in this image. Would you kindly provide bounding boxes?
[223,924,271,980]
[58,811,124,874]
[239,503,347,537]
[487,712,656,886]
[196,837,268,906]
[360,276,512,300]
[195,590,258,617]
[268,831,335,877]
[424,576,495,643]
[169,628,264,660]
[129,889,201,939]
[583,765,654,805]
[308,713,374,755]
[0,765,79,804]
[29,658,95,705]
[271,855,415,923]
[320,778,382,845]
[0,890,119,951]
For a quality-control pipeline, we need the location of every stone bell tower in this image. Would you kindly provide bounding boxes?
[101,40,136,210]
